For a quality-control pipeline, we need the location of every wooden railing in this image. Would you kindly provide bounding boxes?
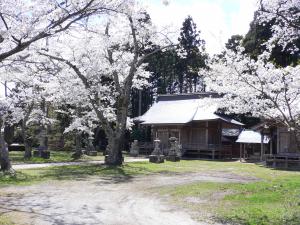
[137,141,233,159]
[266,153,300,169]
[182,143,232,159]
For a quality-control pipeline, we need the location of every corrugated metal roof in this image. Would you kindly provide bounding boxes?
[140,99,199,125]
[138,97,244,126]
[236,130,270,144]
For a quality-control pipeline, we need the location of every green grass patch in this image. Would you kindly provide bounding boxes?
[219,176,300,225]
[10,151,104,164]
[160,171,300,225]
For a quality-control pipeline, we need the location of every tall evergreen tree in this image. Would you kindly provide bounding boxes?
[242,12,300,67]
[225,35,243,52]
[177,16,208,93]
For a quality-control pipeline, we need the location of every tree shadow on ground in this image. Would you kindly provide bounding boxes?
[0,197,103,225]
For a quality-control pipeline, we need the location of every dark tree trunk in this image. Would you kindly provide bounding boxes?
[0,130,12,172]
[4,125,14,145]
[105,134,123,166]
[72,132,83,159]
[22,122,32,159]
[23,141,32,159]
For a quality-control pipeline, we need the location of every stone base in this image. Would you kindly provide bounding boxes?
[129,151,139,157]
[166,155,180,162]
[86,151,97,156]
[41,151,50,159]
[8,144,25,152]
[104,155,124,164]
[149,155,165,163]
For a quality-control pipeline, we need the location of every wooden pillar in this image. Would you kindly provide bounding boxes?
[219,121,222,158]
[153,127,157,140]
[276,128,280,154]
[260,133,264,161]
[189,127,192,143]
[240,143,242,162]
[270,137,273,156]
[138,90,142,116]
[205,121,208,147]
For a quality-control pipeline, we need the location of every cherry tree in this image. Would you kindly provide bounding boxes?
[39,3,173,165]
[0,98,11,172]
[206,50,300,128]
[0,0,125,62]
[205,0,300,148]
[258,0,300,52]
[0,0,127,172]
[0,62,55,167]
[48,76,100,158]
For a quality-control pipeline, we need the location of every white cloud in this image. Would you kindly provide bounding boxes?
[143,0,257,55]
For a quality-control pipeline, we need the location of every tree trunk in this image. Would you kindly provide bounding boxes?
[23,141,32,159]
[0,130,12,172]
[105,133,123,166]
[4,125,14,145]
[22,122,32,159]
[72,132,83,159]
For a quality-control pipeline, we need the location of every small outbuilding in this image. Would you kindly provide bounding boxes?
[236,130,270,161]
[250,122,300,168]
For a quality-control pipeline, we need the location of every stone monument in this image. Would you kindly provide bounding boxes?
[86,136,97,156]
[129,140,139,157]
[166,137,181,162]
[149,139,164,163]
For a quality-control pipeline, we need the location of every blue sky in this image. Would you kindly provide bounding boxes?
[143,0,258,54]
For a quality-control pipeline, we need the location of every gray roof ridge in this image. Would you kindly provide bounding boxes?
[190,99,202,122]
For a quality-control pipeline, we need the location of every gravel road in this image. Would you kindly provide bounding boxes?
[0,172,256,225]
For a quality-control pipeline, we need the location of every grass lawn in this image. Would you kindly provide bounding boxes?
[9,151,104,164]
[154,161,300,225]
[0,160,299,225]
[161,174,300,225]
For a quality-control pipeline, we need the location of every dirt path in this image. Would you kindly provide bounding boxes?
[0,172,256,225]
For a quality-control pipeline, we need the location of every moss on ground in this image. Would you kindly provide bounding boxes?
[10,151,104,164]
